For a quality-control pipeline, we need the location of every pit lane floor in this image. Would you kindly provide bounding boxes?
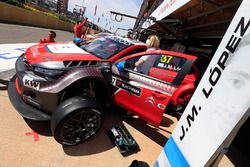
[0,73,236,167]
[0,23,245,167]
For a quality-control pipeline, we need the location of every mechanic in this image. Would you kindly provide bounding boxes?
[134,35,160,74]
[40,31,56,43]
[127,31,133,39]
[74,18,88,38]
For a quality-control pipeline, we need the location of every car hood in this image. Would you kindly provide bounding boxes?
[25,42,103,65]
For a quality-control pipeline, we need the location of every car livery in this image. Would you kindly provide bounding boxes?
[8,36,199,145]
[8,36,146,145]
[111,50,199,126]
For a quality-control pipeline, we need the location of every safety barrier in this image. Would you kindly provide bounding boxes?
[0,2,97,34]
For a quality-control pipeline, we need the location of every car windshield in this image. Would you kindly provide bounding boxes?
[80,36,133,59]
[93,33,111,38]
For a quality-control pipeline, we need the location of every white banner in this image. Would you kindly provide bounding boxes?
[171,0,250,166]
[0,43,36,72]
[142,0,190,29]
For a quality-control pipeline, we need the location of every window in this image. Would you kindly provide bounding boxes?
[123,54,187,84]
[80,36,133,59]
[153,54,186,72]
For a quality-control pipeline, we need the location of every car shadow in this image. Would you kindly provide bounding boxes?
[23,105,175,156]
[63,109,124,156]
[63,106,175,156]
[123,115,172,147]
[0,79,9,91]
[23,117,52,136]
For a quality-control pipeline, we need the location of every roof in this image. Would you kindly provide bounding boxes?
[134,0,242,43]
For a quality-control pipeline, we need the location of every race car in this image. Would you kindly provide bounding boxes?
[84,32,114,40]
[8,36,199,145]
[111,50,199,126]
[8,36,146,145]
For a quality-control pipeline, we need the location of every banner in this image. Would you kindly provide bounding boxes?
[155,0,250,166]
[142,0,190,29]
[0,43,36,72]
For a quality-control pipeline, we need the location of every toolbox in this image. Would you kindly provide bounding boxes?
[107,123,139,156]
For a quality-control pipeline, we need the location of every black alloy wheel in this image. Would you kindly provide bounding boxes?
[51,97,103,145]
[60,108,101,144]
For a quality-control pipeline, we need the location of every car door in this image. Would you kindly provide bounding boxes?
[111,54,178,126]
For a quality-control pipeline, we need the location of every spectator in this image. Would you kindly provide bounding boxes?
[134,35,160,74]
[40,31,56,43]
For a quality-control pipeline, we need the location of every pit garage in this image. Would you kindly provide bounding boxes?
[0,0,249,166]
[132,0,249,166]
[134,0,242,71]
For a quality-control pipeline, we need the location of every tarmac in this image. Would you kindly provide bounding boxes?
[0,67,236,167]
[0,74,174,166]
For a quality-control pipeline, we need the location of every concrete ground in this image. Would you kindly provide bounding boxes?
[0,23,74,44]
[0,72,236,167]
[0,23,247,167]
[0,77,175,167]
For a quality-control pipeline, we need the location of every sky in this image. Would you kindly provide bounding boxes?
[68,0,143,36]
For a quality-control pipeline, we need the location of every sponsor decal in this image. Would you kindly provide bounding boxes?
[112,77,141,96]
[23,75,40,90]
[145,96,156,106]
[129,73,176,96]
[157,62,181,71]
[144,96,166,110]
[31,45,42,57]
[157,103,166,110]
[156,54,183,71]
[46,44,89,54]
[23,95,41,108]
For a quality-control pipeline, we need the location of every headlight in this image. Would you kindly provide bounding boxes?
[33,66,64,78]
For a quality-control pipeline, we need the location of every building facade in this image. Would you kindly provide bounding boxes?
[57,0,68,13]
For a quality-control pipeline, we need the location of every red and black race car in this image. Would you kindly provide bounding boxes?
[8,36,199,145]
[84,32,114,40]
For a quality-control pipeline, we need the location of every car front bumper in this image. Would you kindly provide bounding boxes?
[8,76,51,121]
[7,55,59,121]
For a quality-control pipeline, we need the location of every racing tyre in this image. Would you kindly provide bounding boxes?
[51,96,103,145]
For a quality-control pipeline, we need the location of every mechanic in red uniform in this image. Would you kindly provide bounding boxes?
[40,31,56,43]
[74,18,88,38]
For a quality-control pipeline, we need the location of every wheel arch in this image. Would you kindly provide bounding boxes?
[170,83,195,107]
[59,76,110,106]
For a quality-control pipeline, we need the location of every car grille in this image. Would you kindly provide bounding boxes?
[63,61,98,68]
[23,56,32,70]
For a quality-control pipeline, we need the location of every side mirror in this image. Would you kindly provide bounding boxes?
[116,61,126,72]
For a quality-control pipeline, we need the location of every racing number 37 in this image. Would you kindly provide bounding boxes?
[161,55,173,64]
